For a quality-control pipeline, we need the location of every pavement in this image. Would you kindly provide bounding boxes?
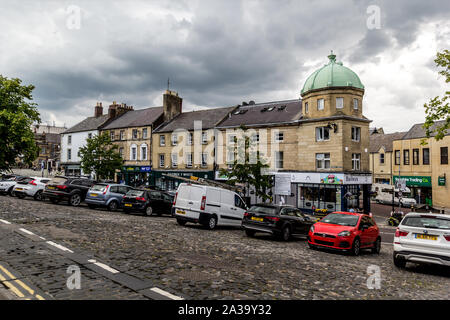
[0,195,449,300]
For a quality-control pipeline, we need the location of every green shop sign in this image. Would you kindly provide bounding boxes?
[438,175,446,186]
[393,176,431,187]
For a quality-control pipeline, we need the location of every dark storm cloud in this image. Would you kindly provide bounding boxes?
[0,0,449,128]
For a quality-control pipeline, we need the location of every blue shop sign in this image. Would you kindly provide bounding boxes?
[140,166,151,172]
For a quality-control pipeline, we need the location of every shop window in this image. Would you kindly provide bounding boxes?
[413,149,419,165]
[336,97,344,109]
[403,149,410,165]
[317,98,324,111]
[316,153,330,169]
[423,148,430,165]
[352,153,361,170]
[395,150,400,165]
[441,147,448,165]
[379,153,385,164]
[275,152,283,169]
[159,135,165,146]
[351,127,361,142]
[316,127,330,141]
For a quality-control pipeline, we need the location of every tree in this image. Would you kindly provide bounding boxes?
[79,132,123,180]
[0,75,41,170]
[423,49,450,141]
[219,126,274,202]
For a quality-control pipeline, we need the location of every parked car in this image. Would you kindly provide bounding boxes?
[173,183,248,230]
[242,204,315,241]
[43,176,96,206]
[308,211,381,256]
[147,190,174,216]
[0,175,28,196]
[12,177,51,200]
[372,183,417,208]
[122,189,152,215]
[85,183,133,211]
[393,212,450,268]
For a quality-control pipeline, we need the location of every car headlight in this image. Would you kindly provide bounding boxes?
[338,230,351,237]
[310,225,315,233]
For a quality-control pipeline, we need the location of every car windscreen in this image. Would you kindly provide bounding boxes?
[248,206,278,215]
[402,216,450,230]
[49,177,68,185]
[17,178,33,184]
[126,190,145,197]
[90,184,108,192]
[321,213,360,227]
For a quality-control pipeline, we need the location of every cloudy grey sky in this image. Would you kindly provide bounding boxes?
[1,0,449,132]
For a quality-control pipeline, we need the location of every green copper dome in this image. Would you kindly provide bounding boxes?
[301,52,364,96]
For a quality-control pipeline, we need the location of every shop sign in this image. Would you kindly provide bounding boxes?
[275,173,291,195]
[393,176,431,187]
[438,175,446,186]
[290,172,321,184]
[320,173,344,184]
[344,174,372,185]
[140,166,151,172]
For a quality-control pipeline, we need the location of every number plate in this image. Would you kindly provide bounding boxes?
[48,186,55,190]
[251,217,264,222]
[415,234,437,241]
[124,204,132,207]
[15,188,23,191]
[90,193,98,197]
[176,209,186,215]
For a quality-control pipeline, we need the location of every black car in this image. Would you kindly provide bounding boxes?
[122,189,174,216]
[43,176,96,206]
[242,204,315,241]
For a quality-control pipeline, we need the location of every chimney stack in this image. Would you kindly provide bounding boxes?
[108,101,119,119]
[163,90,182,122]
[94,102,103,117]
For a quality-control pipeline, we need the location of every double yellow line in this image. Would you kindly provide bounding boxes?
[0,264,45,300]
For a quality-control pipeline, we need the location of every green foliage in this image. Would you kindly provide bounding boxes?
[0,75,41,170]
[219,126,274,202]
[79,132,123,180]
[423,49,450,143]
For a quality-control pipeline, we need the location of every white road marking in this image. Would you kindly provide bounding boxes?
[19,228,35,236]
[0,219,11,225]
[150,287,184,300]
[46,241,74,253]
[87,259,119,274]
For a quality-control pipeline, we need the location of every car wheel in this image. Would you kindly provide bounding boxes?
[245,229,256,237]
[145,206,153,216]
[34,190,43,201]
[281,226,291,241]
[107,201,118,212]
[351,238,361,256]
[393,254,406,268]
[69,194,81,207]
[206,216,217,230]
[372,238,381,254]
[177,219,186,226]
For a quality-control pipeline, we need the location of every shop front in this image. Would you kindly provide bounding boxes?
[118,166,152,187]
[63,164,82,176]
[393,175,432,206]
[151,170,214,191]
[278,172,372,215]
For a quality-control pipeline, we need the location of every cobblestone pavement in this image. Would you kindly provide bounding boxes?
[0,195,449,300]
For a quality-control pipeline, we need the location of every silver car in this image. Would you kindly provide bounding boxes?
[85,183,133,211]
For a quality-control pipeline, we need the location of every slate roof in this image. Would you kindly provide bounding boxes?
[216,99,302,128]
[63,114,110,134]
[401,120,449,140]
[369,132,407,153]
[101,107,164,130]
[154,106,236,133]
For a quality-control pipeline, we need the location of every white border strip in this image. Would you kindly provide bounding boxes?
[150,287,184,300]
[46,241,74,253]
[19,228,35,236]
[88,260,119,274]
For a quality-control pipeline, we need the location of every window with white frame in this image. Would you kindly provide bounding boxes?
[351,127,361,142]
[352,153,361,170]
[316,127,330,141]
[120,130,125,140]
[336,97,344,109]
[159,154,165,168]
[202,131,208,144]
[252,133,260,143]
[317,98,324,111]
[172,133,178,146]
[159,135,165,146]
[88,133,92,139]
[275,132,284,142]
[316,153,330,169]
[187,132,193,145]
[68,135,72,144]
[171,153,178,167]
[201,153,208,167]
[140,144,147,161]
[142,128,148,139]
[227,151,235,164]
[110,131,115,141]
[186,153,193,168]
[131,145,137,161]
[379,153,385,164]
[132,129,138,139]
[353,98,359,110]
[228,134,236,145]
[275,151,284,169]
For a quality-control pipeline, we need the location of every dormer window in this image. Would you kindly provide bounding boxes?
[353,98,359,110]
[336,97,344,109]
[317,99,324,111]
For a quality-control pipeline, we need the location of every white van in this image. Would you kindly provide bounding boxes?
[173,183,248,229]
[372,183,417,207]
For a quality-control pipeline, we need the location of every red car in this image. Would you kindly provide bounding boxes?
[307,211,381,256]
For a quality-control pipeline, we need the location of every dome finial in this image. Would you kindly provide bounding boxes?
[328,50,336,63]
